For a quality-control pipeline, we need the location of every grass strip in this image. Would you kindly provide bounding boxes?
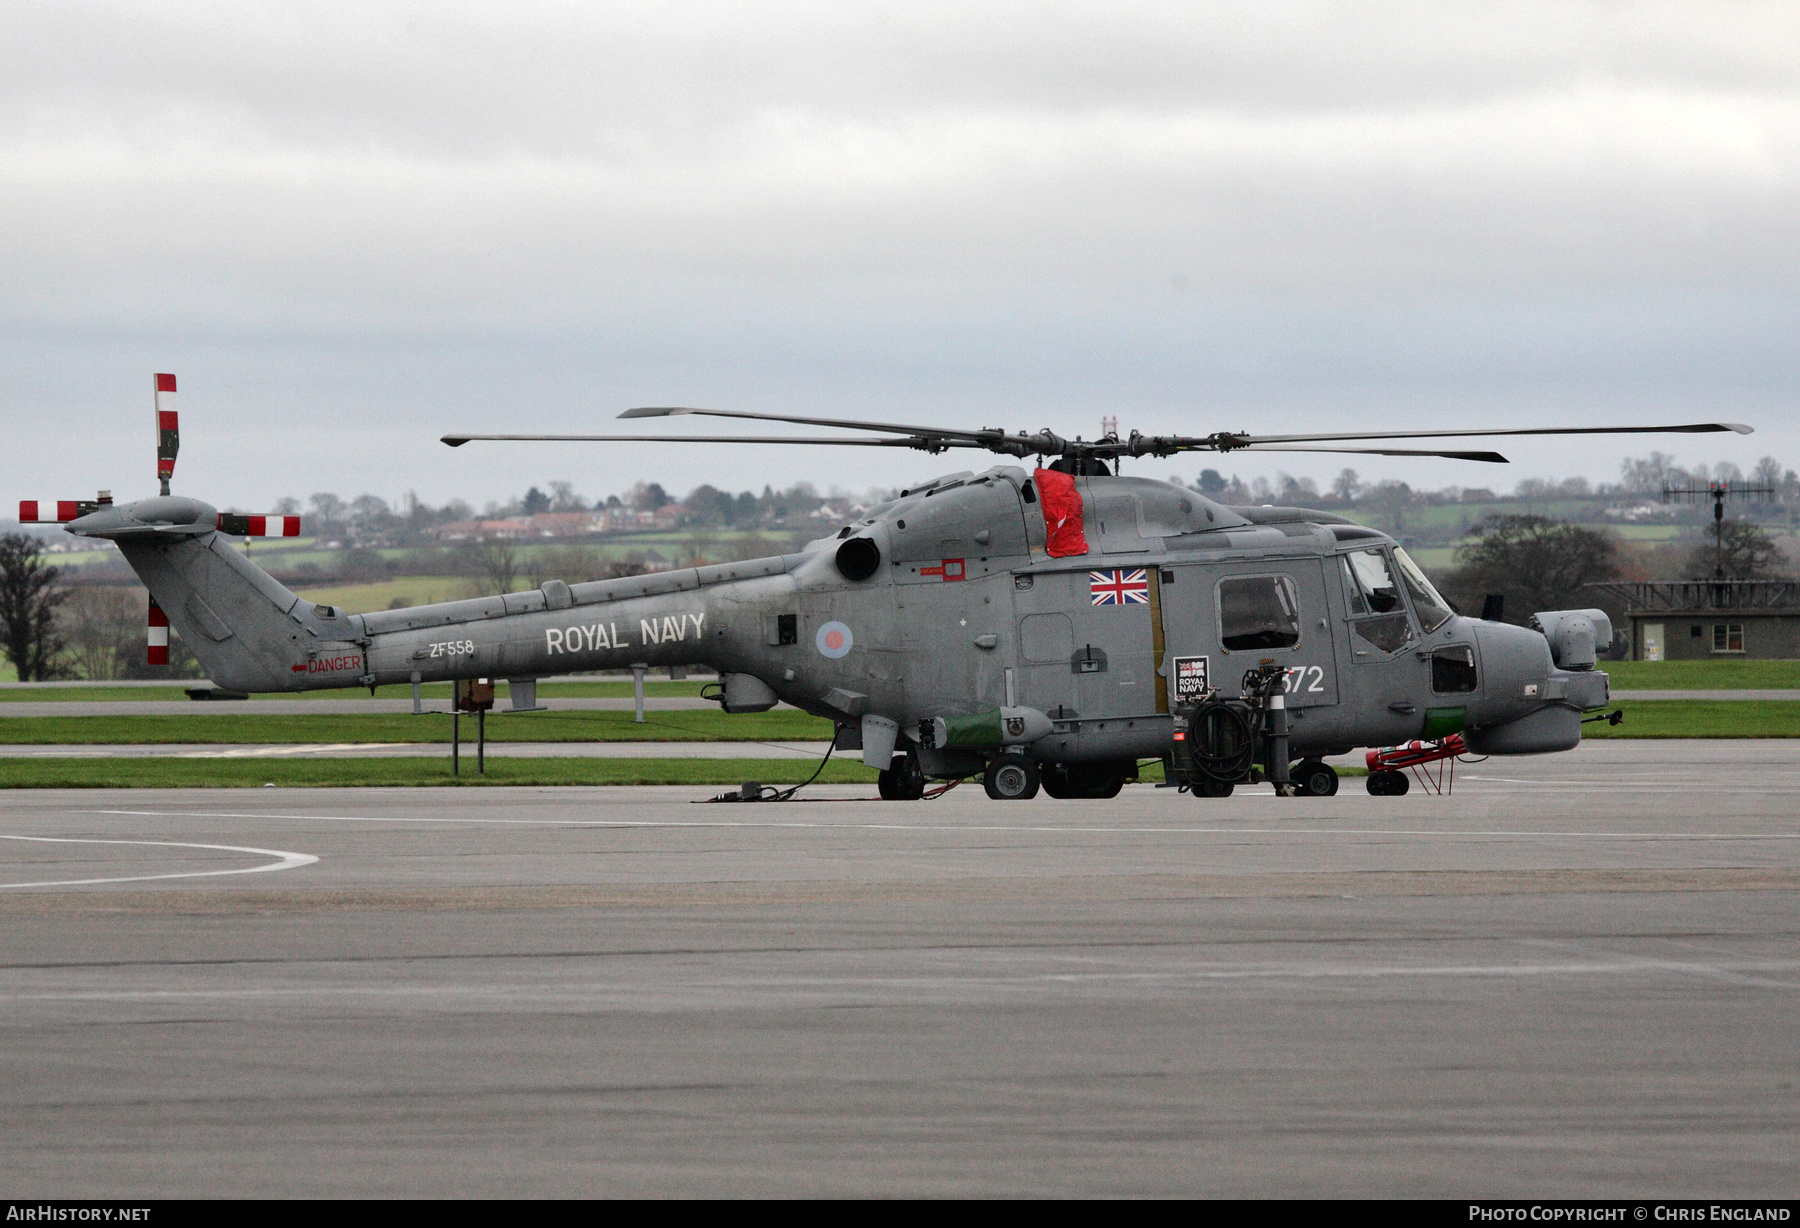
[0,756,883,789]
[0,709,834,745]
[1602,660,1800,691]
[1583,700,1800,738]
[2,700,1796,745]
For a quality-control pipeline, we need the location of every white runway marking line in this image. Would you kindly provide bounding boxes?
[177,743,410,758]
[0,834,317,890]
[89,809,1800,842]
[10,958,1800,1005]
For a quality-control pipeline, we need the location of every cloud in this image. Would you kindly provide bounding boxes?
[0,1,1793,505]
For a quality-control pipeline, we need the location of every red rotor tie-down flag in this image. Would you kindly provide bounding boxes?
[1033,467,1088,558]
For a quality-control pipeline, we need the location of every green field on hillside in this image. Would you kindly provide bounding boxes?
[292,576,470,611]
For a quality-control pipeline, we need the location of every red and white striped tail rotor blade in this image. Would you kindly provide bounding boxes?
[215,513,301,537]
[18,499,95,523]
[147,597,170,666]
[154,373,178,492]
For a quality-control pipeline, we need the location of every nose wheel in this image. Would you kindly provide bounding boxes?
[984,755,1040,800]
[878,752,927,801]
[1292,760,1340,796]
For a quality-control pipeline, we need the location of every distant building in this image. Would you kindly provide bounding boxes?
[1590,581,1800,660]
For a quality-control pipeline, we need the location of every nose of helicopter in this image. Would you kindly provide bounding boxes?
[1466,617,1610,754]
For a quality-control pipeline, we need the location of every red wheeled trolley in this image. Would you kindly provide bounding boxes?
[1365,733,1467,796]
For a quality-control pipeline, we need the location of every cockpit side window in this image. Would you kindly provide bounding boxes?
[1342,549,1403,615]
[1341,549,1414,655]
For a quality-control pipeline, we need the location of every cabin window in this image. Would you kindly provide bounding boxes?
[1431,645,1478,693]
[777,613,798,646]
[1712,623,1744,653]
[1218,575,1301,651]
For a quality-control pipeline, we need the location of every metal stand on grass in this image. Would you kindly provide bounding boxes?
[452,678,495,776]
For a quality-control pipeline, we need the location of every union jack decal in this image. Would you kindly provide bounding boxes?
[1089,569,1150,605]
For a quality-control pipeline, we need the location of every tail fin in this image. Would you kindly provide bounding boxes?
[117,533,356,692]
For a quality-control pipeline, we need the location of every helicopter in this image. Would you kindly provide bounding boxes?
[27,376,1752,800]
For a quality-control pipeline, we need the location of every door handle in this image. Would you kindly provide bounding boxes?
[1388,702,1417,715]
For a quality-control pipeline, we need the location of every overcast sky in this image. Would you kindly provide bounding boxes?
[2,1,1795,512]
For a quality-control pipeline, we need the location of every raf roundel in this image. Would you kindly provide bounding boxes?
[816,620,854,659]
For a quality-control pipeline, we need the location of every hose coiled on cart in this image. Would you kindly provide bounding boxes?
[1189,701,1256,784]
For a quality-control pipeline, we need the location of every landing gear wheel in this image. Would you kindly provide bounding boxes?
[1366,769,1409,797]
[1293,761,1339,797]
[984,756,1040,800]
[878,753,927,801]
[1192,777,1234,798]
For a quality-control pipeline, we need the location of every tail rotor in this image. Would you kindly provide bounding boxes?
[155,373,178,496]
[15,373,303,667]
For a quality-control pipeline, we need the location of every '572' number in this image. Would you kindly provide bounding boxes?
[1283,665,1326,693]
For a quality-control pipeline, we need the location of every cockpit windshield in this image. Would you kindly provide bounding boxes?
[1393,547,1453,633]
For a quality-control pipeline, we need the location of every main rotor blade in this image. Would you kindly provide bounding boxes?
[620,405,1003,445]
[1236,445,1509,462]
[1223,422,1753,447]
[440,433,981,449]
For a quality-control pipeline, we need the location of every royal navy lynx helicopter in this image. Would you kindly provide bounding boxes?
[28,377,1752,800]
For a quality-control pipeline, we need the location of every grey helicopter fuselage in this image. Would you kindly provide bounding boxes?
[69,464,1610,780]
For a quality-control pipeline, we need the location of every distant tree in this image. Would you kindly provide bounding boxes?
[1330,468,1361,503]
[1686,519,1788,580]
[683,485,734,526]
[1196,469,1227,496]
[1753,456,1784,493]
[547,480,585,512]
[471,537,522,595]
[1278,473,1319,503]
[273,496,302,516]
[58,585,139,680]
[628,482,670,513]
[521,486,552,516]
[735,491,759,523]
[0,534,66,680]
[1619,452,1676,495]
[1443,515,1619,621]
[308,492,347,530]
